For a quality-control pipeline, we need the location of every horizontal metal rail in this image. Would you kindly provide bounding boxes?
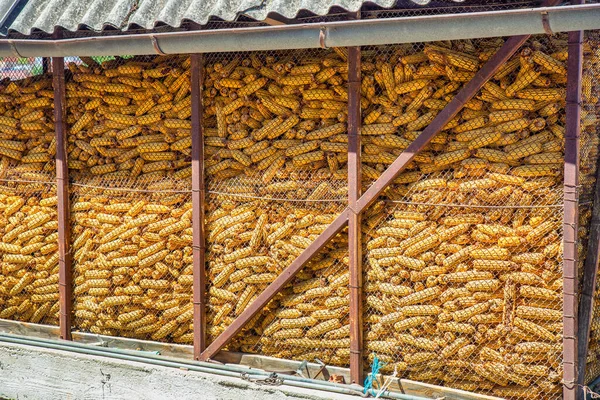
[0,4,599,57]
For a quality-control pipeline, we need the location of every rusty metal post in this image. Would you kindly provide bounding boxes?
[347,46,363,385]
[52,56,72,341]
[191,54,206,359]
[564,26,583,400]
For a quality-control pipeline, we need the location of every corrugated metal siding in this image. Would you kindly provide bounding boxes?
[9,0,135,33]
[4,0,466,35]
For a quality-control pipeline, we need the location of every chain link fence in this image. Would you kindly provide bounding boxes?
[0,30,599,400]
[202,48,351,364]
[65,55,194,343]
[361,35,568,399]
[0,57,59,326]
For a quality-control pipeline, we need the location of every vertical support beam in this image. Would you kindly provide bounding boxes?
[564,27,583,400]
[191,54,206,359]
[347,46,363,385]
[51,56,71,341]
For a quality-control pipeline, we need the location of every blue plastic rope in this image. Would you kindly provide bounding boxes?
[363,353,383,394]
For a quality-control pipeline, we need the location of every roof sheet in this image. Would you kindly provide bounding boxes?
[3,0,468,36]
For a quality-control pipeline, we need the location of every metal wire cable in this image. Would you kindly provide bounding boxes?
[71,182,191,193]
[383,199,565,209]
[0,178,56,185]
[207,189,346,203]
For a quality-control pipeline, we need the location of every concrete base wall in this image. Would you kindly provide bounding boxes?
[0,343,359,400]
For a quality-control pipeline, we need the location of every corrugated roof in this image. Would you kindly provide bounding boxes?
[2,0,470,36]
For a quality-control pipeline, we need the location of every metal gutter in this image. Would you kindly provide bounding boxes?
[0,333,428,400]
[0,4,598,57]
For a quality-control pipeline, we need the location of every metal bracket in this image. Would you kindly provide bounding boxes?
[313,358,329,381]
[8,40,23,58]
[541,11,554,35]
[150,35,167,55]
[295,360,309,378]
[319,27,328,49]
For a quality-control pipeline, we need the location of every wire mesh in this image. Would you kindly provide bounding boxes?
[0,57,46,79]
[251,240,349,367]
[205,194,350,364]
[0,31,597,400]
[0,57,58,326]
[361,35,568,399]
[66,55,194,343]
[581,31,600,385]
[202,48,351,363]
[363,203,564,398]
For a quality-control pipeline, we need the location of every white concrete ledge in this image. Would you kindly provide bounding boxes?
[0,342,359,400]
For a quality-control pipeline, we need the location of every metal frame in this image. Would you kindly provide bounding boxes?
[42,57,49,74]
[191,53,206,359]
[573,3,600,396]
[347,46,362,384]
[51,56,72,341]
[36,3,593,396]
[199,32,539,362]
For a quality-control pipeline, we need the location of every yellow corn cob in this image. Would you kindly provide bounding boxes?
[304,123,346,140]
[516,88,565,101]
[400,305,442,317]
[531,50,567,74]
[404,352,437,364]
[392,316,430,331]
[516,306,562,321]
[9,272,35,296]
[511,164,560,177]
[280,317,318,329]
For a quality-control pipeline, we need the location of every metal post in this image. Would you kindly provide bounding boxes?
[191,54,206,359]
[51,56,72,341]
[565,27,583,400]
[198,32,534,362]
[347,46,363,385]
